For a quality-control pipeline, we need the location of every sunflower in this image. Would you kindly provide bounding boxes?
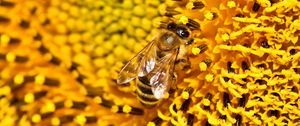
[0,0,300,125]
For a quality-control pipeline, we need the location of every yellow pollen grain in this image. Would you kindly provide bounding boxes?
[14,74,24,85]
[111,105,119,113]
[0,34,10,46]
[41,102,56,113]
[24,93,35,103]
[0,86,11,95]
[181,91,190,99]
[205,74,214,82]
[203,99,211,106]
[35,74,45,85]
[192,47,201,55]
[64,100,73,108]
[31,114,41,123]
[204,12,214,20]
[227,1,236,8]
[51,117,60,126]
[179,16,189,24]
[147,122,156,126]
[122,105,132,113]
[93,96,102,104]
[221,33,230,41]
[75,115,86,126]
[6,53,16,63]
[257,0,271,7]
[185,2,194,10]
[199,62,208,71]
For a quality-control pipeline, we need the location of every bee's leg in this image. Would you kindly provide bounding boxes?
[175,57,191,71]
[168,72,178,96]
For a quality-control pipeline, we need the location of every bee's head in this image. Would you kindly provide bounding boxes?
[157,22,193,51]
[167,22,190,39]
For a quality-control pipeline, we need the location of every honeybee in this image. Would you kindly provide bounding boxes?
[117,22,193,107]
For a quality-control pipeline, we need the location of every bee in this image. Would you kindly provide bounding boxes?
[117,21,195,107]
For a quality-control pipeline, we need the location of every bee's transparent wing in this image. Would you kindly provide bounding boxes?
[117,41,157,84]
[149,49,179,99]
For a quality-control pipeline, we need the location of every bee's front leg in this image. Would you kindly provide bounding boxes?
[175,57,191,71]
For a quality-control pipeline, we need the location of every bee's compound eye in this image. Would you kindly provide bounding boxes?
[167,22,177,31]
[176,27,190,38]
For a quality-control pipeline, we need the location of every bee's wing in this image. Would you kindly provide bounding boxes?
[149,49,179,99]
[117,41,157,84]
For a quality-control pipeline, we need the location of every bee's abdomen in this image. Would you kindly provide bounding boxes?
[136,76,159,107]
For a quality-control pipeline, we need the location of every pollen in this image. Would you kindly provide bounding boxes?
[192,47,201,55]
[204,12,214,20]
[181,91,190,100]
[227,1,236,8]
[199,62,208,71]
[122,105,132,113]
[40,102,56,113]
[0,34,10,46]
[179,16,189,24]
[31,114,41,123]
[111,105,119,113]
[221,33,230,41]
[34,74,45,85]
[51,117,60,126]
[24,93,34,103]
[205,74,214,82]
[13,74,24,85]
[5,52,15,63]
[74,115,86,125]
[147,122,156,126]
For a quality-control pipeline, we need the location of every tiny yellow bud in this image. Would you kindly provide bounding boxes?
[35,74,45,85]
[24,93,35,103]
[0,34,10,46]
[204,12,214,20]
[111,105,119,113]
[64,100,73,108]
[93,96,102,104]
[31,114,41,123]
[147,122,156,126]
[181,91,190,99]
[41,102,56,113]
[186,2,194,10]
[227,1,236,8]
[0,86,11,95]
[192,47,201,55]
[123,105,132,113]
[179,16,189,24]
[51,117,60,126]
[205,74,214,82]
[203,99,211,106]
[14,74,24,85]
[221,33,230,41]
[75,115,86,126]
[6,52,16,62]
[199,62,208,71]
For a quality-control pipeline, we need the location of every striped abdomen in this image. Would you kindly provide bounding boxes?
[136,76,159,107]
